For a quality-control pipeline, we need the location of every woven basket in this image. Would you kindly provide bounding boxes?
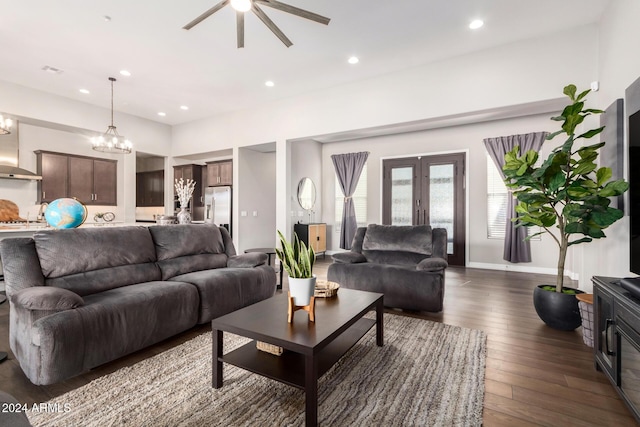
[256,341,283,356]
[315,280,340,298]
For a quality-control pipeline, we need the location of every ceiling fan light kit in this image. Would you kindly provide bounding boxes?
[184,0,330,48]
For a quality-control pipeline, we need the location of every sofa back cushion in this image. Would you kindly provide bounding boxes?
[149,224,229,280]
[35,226,161,296]
[361,224,433,265]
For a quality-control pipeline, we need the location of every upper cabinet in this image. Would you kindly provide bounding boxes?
[136,170,164,207]
[36,151,117,205]
[207,160,232,187]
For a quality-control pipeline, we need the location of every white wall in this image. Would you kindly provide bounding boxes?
[572,0,640,291]
[237,148,276,251]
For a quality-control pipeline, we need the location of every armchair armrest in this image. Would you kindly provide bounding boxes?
[227,253,267,268]
[11,287,84,311]
[332,252,367,264]
[416,257,448,272]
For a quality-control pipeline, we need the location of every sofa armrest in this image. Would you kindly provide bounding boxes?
[332,252,367,264]
[416,257,448,272]
[11,287,84,311]
[227,253,267,268]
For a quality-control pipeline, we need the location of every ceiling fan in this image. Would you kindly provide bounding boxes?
[183,0,330,48]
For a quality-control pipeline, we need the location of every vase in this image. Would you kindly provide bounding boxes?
[177,208,191,224]
[288,276,316,306]
[533,285,584,331]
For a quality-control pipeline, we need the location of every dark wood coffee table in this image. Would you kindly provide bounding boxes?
[211,288,384,427]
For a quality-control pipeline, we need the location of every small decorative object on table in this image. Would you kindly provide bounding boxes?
[315,280,340,298]
[275,230,316,323]
[174,178,196,224]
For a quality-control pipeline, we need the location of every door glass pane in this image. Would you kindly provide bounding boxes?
[391,167,413,225]
[429,164,454,254]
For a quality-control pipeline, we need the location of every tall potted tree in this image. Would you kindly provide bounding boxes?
[502,84,629,330]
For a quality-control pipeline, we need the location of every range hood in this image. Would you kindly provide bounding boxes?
[0,119,42,180]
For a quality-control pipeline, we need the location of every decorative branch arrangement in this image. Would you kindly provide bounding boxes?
[174,178,196,208]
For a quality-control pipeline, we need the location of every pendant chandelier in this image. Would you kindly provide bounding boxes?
[0,115,13,135]
[92,77,132,154]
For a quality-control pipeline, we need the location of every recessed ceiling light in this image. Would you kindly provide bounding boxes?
[469,19,484,30]
[265,81,275,87]
[180,105,189,111]
[79,89,90,94]
[348,56,359,65]
[157,112,166,117]
[120,70,131,77]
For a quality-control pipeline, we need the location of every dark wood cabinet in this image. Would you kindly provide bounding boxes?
[173,164,204,220]
[36,151,68,203]
[593,276,640,423]
[293,223,327,258]
[92,159,117,205]
[136,170,164,207]
[36,151,117,205]
[207,160,232,187]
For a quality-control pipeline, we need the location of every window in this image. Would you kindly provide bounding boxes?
[335,164,367,232]
[487,155,539,239]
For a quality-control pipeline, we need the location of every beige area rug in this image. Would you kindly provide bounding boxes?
[28,314,486,427]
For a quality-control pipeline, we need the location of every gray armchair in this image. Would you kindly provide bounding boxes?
[327,224,448,312]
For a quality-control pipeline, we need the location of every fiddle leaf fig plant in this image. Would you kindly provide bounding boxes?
[502,84,629,293]
[275,230,315,279]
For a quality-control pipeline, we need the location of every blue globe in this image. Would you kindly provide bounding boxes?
[44,198,88,229]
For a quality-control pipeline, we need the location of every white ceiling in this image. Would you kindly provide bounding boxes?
[0,0,610,126]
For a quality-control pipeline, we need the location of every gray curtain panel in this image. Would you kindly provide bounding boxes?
[331,152,369,249]
[483,132,547,263]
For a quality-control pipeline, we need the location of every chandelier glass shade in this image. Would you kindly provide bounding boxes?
[230,0,252,12]
[92,77,132,154]
[0,115,13,135]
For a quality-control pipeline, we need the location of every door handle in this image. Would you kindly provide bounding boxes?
[605,318,615,356]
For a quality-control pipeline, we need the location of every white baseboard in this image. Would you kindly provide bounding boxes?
[466,261,579,280]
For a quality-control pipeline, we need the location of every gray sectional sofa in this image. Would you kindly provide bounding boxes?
[327,224,448,312]
[0,224,276,385]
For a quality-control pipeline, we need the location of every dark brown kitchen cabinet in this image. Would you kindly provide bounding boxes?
[136,170,164,207]
[173,164,203,220]
[207,160,232,186]
[36,151,117,205]
[36,151,68,203]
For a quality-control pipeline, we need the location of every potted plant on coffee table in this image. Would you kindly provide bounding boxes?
[502,84,629,330]
[275,230,316,307]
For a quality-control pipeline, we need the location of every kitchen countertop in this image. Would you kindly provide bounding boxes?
[0,222,152,234]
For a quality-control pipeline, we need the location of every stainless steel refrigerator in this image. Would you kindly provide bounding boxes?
[204,186,232,236]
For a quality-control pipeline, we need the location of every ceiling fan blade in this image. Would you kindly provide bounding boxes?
[255,0,330,25]
[237,11,245,48]
[183,0,229,30]
[252,4,293,47]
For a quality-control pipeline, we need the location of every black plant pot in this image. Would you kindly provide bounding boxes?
[533,285,585,331]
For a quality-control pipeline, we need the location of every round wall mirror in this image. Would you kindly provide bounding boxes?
[297,177,316,211]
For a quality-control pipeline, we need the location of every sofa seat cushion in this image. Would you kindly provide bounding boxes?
[169,264,276,323]
[327,262,444,312]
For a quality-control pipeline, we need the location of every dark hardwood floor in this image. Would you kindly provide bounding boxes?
[0,260,636,426]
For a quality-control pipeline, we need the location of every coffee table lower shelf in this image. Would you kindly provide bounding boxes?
[219,317,376,389]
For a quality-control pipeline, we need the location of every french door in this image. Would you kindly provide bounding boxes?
[382,153,465,265]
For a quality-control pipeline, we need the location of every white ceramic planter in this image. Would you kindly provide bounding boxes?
[288,276,316,306]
